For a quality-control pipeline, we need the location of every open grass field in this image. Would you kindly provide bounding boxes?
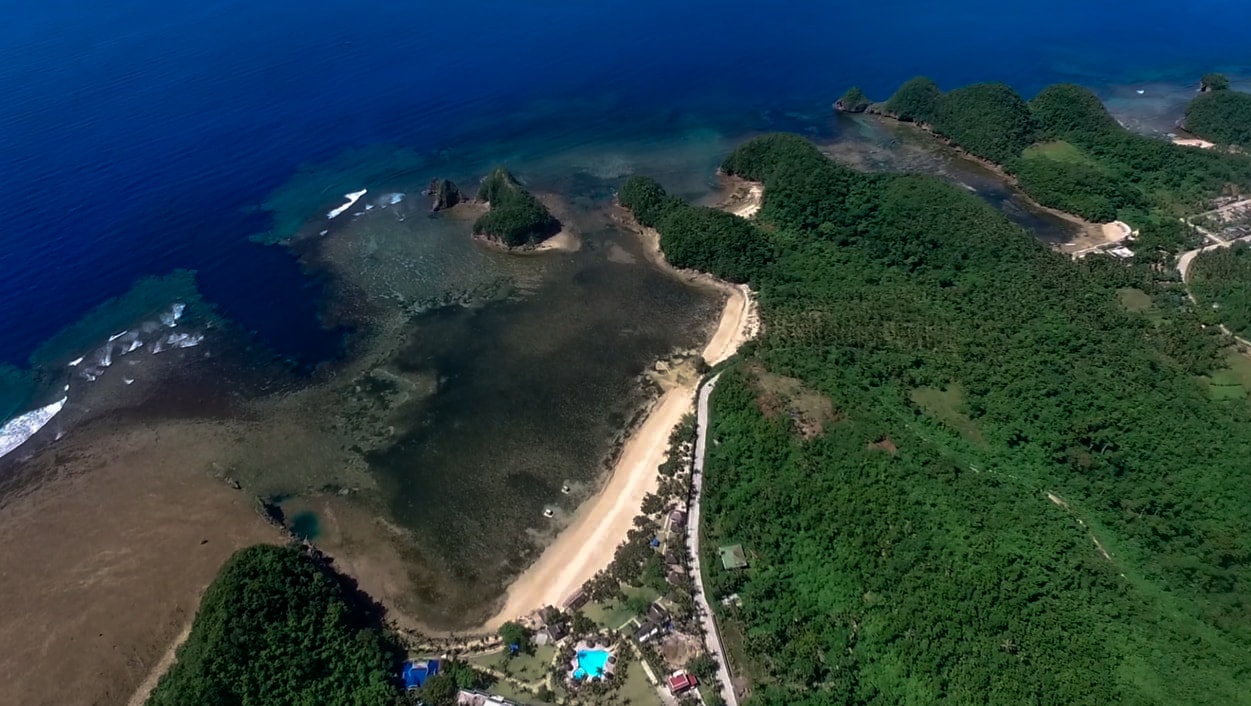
[1021,140,1103,169]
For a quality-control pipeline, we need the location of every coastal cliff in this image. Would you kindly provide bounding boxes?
[473,167,562,248]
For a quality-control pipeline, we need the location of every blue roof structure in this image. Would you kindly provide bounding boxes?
[403,659,440,689]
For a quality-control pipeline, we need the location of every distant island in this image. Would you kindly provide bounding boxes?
[473,167,562,248]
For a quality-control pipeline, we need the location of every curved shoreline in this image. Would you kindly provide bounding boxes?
[479,203,759,630]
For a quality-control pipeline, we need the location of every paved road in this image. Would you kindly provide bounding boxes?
[686,373,739,706]
[1177,233,1251,282]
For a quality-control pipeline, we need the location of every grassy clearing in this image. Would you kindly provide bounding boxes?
[1205,369,1246,400]
[746,363,839,438]
[1021,140,1102,168]
[488,679,555,706]
[910,384,984,444]
[1223,349,1251,387]
[468,645,557,684]
[616,662,662,706]
[1117,287,1154,313]
[584,585,660,630]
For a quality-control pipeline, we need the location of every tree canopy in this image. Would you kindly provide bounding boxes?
[636,133,1251,705]
[147,544,403,706]
[835,87,870,113]
[474,167,561,247]
[1190,242,1251,337]
[1202,72,1231,92]
[1185,89,1251,147]
[931,82,1038,163]
[882,76,941,123]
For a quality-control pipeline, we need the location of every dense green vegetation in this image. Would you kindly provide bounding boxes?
[1011,156,1141,222]
[1185,89,1251,147]
[1201,73,1231,93]
[835,87,870,113]
[1190,242,1251,337]
[871,77,1251,228]
[147,545,403,706]
[932,83,1038,163]
[637,134,1251,704]
[474,167,561,247]
[618,176,772,283]
[881,76,940,123]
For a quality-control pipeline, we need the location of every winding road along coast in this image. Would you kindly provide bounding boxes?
[688,373,739,706]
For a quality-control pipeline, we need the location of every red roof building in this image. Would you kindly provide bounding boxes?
[668,671,698,694]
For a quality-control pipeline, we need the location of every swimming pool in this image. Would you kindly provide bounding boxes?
[572,649,611,680]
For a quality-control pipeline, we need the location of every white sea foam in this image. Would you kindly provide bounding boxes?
[67,355,84,367]
[159,302,186,328]
[108,330,128,342]
[0,397,67,460]
[166,332,204,349]
[123,377,135,385]
[327,189,367,219]
[383,193,404,206]
[124,339,143,354]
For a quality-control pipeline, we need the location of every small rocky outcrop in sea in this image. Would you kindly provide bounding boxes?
[424,178,462,212]
[834,86,871,113]
[1200,73,1231,93]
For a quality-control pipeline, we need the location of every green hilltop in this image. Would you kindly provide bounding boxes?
[621,127,1251,705]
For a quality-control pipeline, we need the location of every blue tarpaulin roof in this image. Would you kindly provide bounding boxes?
[403,659,440,689]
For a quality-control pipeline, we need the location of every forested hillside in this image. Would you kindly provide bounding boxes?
[627,134,1251,705]
[147,545,403,706]
[867,77,1251,228]
[1185,87,1251,148]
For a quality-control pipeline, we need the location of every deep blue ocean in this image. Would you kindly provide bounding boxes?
[2,0,1250,417]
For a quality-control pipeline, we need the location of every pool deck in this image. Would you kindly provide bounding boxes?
[568,640,616,682]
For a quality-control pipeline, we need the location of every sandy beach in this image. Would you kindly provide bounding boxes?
[1060,219,1135,256]
[714,176,764,219]
[481,200,760,629]
[1172,136,1216,149]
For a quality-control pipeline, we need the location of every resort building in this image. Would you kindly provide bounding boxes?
[666,508,687,532]
[457,690,521,706]
[562,589,590,610]
[633,602,673,643]
[668,671,699,695]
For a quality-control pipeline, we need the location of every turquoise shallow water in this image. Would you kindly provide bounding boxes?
[2,0,1250,390]
[574,649,611,680]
